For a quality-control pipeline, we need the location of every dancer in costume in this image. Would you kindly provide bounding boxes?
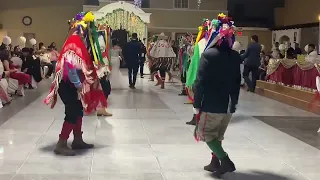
[44,12,107,156]
[96,27,113,116]
[193,13,240,177]
[178,33,194,96]
[147,36,157,82]
[149,33,176,89]
[185,19,212,125]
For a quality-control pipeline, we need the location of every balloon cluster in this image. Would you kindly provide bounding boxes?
[68,11,95,33]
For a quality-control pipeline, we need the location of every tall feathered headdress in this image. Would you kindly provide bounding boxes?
[204,13,236,50]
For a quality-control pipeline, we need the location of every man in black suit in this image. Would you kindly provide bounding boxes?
[124,33,141,89]
[241,35,262,92]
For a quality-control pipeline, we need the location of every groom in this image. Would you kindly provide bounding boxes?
[124,33,141,89]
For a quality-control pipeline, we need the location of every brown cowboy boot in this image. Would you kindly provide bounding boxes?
[71,132,94,150]
[54,138,76,156]
[97,108,113,117]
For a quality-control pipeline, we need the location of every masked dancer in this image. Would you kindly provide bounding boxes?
[44,12,107,156]
[193,13,240,177]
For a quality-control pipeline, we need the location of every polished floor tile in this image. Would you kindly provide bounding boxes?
[0,74,319,179]
[11,174,89,180]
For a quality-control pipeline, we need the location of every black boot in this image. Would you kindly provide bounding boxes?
[204,153,221,172]
[213,155,236,178]
[178,89,187,96]
[186,114,196,125]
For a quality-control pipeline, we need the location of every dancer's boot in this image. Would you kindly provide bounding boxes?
[97,108,113,116]
[71,118,94,149]
[178,89,187,96]
[54,121,76,156]
[161,79,165,89]
[71,132,94,149]
[155,74,162,86]
[54,138,76,156]
[212,155,236,178]
[186,114,196,125]
[204,153,220,172]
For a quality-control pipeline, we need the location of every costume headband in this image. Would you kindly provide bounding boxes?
[205,13,236,50]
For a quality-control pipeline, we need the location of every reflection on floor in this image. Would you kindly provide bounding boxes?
[0,80,51,126]
[0,74,319,180]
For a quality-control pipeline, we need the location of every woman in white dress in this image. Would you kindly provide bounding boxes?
[109,40,126,89]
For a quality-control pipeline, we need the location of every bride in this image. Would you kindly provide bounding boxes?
[109,39,126,89]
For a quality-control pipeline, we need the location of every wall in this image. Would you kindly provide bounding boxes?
[300,27,319,50]
[275,0,320,26]
[0,0,84,50]
[239,30,272,52]
[0,30,7,44]
[143,9,227,30]
[149,0,227,10]
[274,8,284,27]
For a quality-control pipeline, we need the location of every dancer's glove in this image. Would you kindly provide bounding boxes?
[193,107,200,114]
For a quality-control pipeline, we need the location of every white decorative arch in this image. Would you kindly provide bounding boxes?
[96,1,151,23]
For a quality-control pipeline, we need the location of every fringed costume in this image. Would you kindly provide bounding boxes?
[149,33,176,89]
[95,25,113,116]
[44,12,107,156]
[178,33,194,96]
[185,19,211,125]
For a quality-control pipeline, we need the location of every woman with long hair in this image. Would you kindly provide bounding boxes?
[0,60,11,106]
[0,50,31,96]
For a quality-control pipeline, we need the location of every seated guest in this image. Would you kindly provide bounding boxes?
[286,47,295,59]
[305,44,319,63]
[11,50,23,70]
[21,48,43,85]
[0,50,31,96]
[38,48,54,78]
[258,54,270,80]
[0,60,11,105]
[287,42,295,54]
[31,48,45,81]
[13,46,22,56]
[294,43,302,55]
[272,49,284,59]
[48,45,59,73]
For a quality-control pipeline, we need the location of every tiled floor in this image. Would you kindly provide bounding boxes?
[255,116,320,150]
[0,74,319,180]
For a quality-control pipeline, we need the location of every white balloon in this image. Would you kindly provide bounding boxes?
[304,44,309,53]
[29,38,37,46]
[279,44,286,51]
[2,36,11,45]
[232,41,241,51]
